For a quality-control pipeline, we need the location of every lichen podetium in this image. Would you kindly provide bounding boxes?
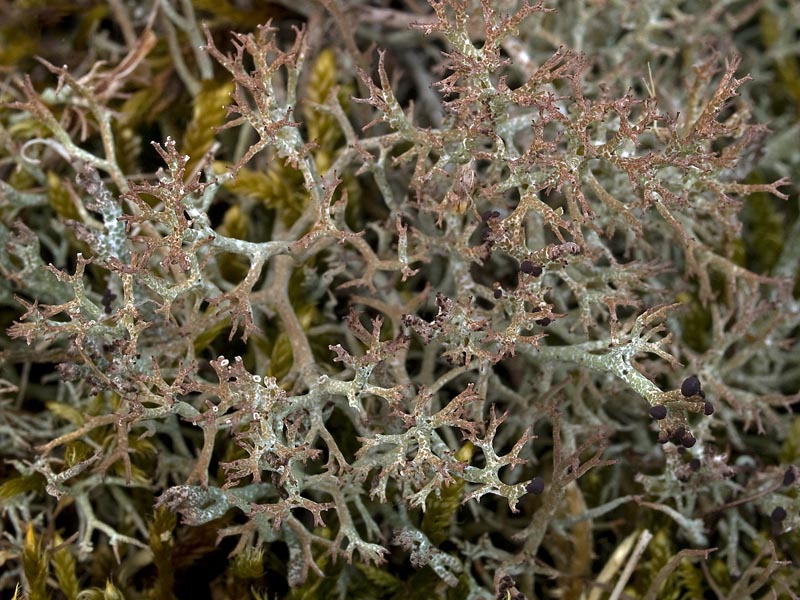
[1,1,798,598]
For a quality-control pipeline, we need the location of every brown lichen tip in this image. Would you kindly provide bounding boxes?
[681,375,702,397]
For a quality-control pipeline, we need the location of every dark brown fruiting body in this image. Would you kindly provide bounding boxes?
[649,405,667,420]
[783,467,796,487]
[771,507,787,522]
[497,575,514,596]
[681,375,701,397]
[527,477,545,495]
[520,260,542,277]
[671,426,686,444]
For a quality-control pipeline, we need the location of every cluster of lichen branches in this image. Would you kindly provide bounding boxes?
[1,0,799,598]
